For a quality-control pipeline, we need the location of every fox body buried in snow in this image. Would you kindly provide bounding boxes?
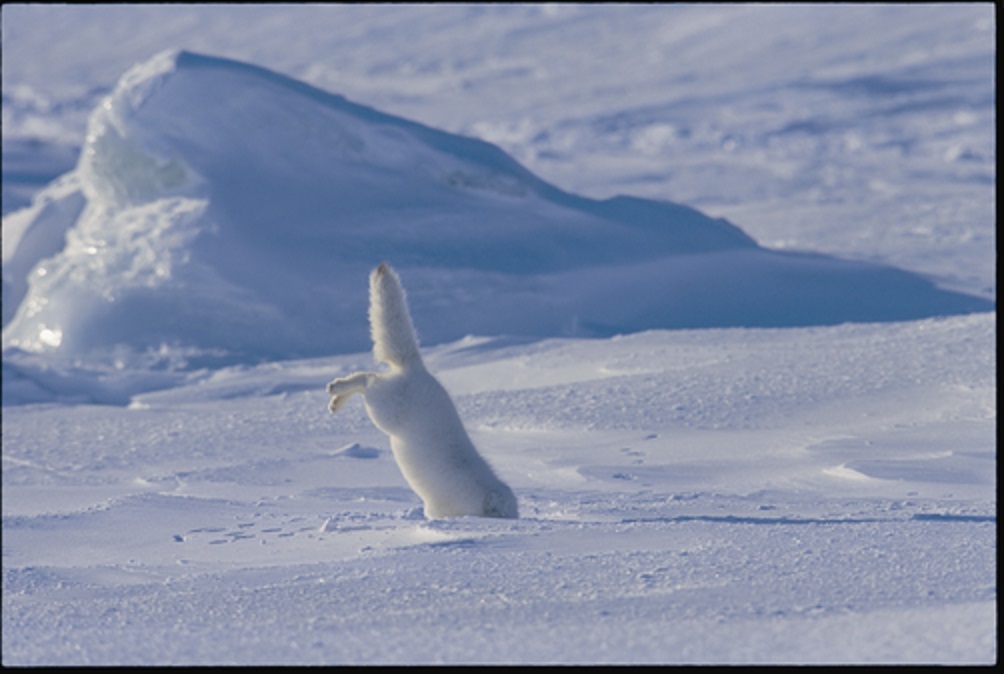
[326,263,518,519]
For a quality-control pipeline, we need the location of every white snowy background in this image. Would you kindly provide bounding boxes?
[1,3,996,665]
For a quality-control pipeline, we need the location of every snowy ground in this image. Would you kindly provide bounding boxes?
[3,317,997,664]
[1,4,997,665]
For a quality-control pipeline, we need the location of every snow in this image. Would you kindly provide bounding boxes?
[5,45,987,371]
[1,45,990,372]
[1,3,996,666]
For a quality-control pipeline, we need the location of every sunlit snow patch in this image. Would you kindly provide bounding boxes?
[1,49,992,382]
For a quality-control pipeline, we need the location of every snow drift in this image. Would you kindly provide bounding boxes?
[1,50,991,367]
[0,8,996,664]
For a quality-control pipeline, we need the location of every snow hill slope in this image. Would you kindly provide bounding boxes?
[0,6,995,665]
[1,49,991,369]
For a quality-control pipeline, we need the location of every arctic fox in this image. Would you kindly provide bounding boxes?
[326,262,518,519]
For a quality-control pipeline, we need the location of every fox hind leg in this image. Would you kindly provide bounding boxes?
[326,372,373,413]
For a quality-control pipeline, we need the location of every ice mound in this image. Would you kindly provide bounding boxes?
[1,50,992,368]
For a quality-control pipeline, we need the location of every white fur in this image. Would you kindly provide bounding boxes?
[326,262,518,519]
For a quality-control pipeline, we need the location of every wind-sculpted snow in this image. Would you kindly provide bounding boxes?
[0,49,991,375]
[1,6,995,665]
[2,314,996,664]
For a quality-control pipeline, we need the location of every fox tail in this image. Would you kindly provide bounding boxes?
[369,262,422,368]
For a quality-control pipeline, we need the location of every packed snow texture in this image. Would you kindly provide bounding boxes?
[3,318,997,664]
[1,46,992,374]
[1,3,996,666]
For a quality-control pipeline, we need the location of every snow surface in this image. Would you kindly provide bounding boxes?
[1,3,997,666]
[0,47,991,369]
